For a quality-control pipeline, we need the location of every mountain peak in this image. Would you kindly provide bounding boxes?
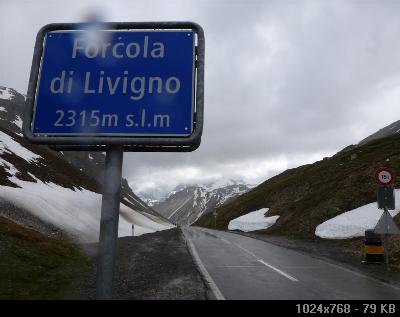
[152,181,253,226]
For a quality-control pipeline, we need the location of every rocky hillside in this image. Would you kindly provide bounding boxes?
[0,86,172,241]
[195,126,400,240]
[153,182,252,226]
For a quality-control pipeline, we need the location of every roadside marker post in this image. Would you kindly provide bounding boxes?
[23,22,205,299]
[373,167,400,270]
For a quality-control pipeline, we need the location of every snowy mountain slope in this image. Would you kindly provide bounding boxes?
[0,177,172,242]
[0,87,26,136]
[152,182,252,226]
[0,87,173,241]
[60,148,164,218]
[195,123,400,240]
[0,86,167,221]
[359,120,400,146]
[59,147,165,219]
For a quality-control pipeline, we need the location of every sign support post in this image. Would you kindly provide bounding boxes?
[96,146,124,299]
[383,207,389,271]
[373,167,400,271]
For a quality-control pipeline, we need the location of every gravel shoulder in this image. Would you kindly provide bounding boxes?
[68,228,208,300]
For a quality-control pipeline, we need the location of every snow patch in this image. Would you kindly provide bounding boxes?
[1,160,19,178]
[228,208,279,232]
[145,198,158,207]
[0,178,174,242]
[218,187,248,206]
[0,106,6,112]
[12,116,23,129]
[0,132,41,162]
[315,189,400,239]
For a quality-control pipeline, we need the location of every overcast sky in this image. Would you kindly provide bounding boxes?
[2,0,400,198]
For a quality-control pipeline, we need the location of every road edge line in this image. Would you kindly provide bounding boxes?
[182,230,225,300]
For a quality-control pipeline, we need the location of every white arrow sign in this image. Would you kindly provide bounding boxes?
[374,210,400,235]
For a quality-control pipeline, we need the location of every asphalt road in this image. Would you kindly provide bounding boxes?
[183,227,400,300]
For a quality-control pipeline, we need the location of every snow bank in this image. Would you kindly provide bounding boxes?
[0,176,174,242]
[228,208,279,232]
[315,189,400,239]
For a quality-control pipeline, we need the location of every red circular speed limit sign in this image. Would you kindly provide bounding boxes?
[374,167,395,186]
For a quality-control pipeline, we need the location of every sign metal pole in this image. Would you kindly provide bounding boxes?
[96,146,124,300]
[384,207,389,271]
[374,167,397,270]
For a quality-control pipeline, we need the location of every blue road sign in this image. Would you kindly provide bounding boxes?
[32,30,195,137]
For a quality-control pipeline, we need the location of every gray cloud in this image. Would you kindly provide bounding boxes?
[2,0,400,196]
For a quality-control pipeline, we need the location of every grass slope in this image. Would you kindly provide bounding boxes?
[195,134,400,239]
[0,216,91,299]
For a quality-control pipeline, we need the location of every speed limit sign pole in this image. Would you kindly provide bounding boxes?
[374,167,396,270]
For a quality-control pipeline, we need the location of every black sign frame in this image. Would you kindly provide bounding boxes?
[23,22,204,152]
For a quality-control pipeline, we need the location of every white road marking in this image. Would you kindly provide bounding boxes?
[220,238,232,245]
[235,243,258,258]
[257,259,299,282]
[216,228,399,289]
[184,236,225,300]
[214,265,259,268]
[196,228,400,296]
[191,228,299,287]
[220,236,299,283]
